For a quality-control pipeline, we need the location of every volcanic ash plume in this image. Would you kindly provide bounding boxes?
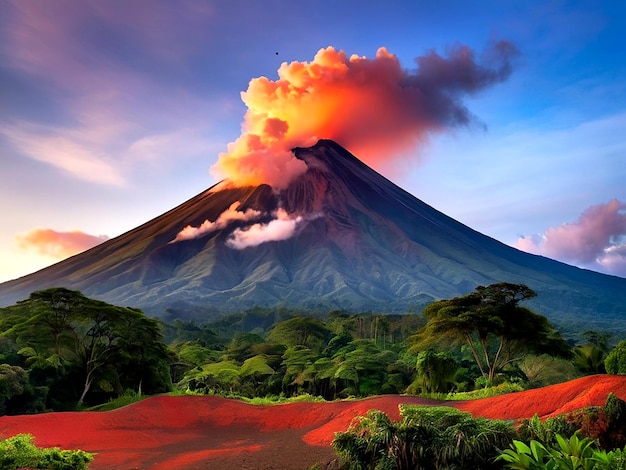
[211,41,518,189]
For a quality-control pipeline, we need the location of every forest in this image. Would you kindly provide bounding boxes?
[1,283,625,414]
[3,284,626,468]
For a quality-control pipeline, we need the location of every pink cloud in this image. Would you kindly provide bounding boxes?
[171,202,262,243]
[16,228,109,259]
[516,199,626,276]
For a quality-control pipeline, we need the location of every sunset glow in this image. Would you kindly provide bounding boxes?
[1,1,625,281]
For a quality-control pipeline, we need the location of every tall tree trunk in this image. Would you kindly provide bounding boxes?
[77,372,93,406]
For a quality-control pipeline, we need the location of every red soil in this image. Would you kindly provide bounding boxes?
[0,375,625,469]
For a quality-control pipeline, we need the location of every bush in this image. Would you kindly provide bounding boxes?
[332,405,515,469]
[498,432,626,470]
[0,434,93,469]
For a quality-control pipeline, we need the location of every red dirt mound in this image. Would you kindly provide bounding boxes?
[0,375,625,469]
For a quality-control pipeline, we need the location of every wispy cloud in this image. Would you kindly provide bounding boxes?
[0,1,221,185]
[170,201,263,243]
[516,199,626,276]
[2,123,127,186]
[15,228,109,259]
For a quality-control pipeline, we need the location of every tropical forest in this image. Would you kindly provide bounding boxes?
[2,284,626,469]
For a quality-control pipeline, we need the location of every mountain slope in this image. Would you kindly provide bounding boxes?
[1,140,624,329]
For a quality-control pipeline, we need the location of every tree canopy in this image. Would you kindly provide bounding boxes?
[0,288,171,409]
[410,283,571,382]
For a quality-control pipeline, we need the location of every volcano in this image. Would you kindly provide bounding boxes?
[1,140,625,330]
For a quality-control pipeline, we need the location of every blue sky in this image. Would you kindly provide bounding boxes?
[1,0,625,282]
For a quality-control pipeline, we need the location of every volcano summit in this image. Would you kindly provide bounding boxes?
[0,140,624,330]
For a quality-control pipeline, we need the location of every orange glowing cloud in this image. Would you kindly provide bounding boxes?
[16,228,109,259]
[212,42,518,189]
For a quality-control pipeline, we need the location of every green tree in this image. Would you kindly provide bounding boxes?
[0,288,171,407]
[266,317,332,351]
[411,283,571,382]
[333,340,397,396]
[281,346,318,394]
[519,354,579,388]
[408,349,458,394]
[574,344,606,374]
[605,340,626,375]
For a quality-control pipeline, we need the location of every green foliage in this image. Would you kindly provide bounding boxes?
[84,388,144,412]
[266,317,332,351]
[0,434,93,469]
[605,340,626,375]
[446,381,525,400]
[573,345,606,374]
[517,394,626,456]
[517,414,579,448]
[519,354,580,388]
[406,349,458,394]
[333,405,515,469]
[0,288,171,411]
[497,432,626,470]
[410,283,572,383]
[413,283,570,381]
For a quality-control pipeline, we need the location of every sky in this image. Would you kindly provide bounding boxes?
[1,0,625,283]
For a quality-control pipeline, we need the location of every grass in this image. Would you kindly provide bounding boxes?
[84,389,145,412]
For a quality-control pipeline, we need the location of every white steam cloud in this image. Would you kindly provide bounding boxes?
[170,201,262,243]
[226,208,311,250]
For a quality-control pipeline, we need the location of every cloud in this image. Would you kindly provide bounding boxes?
[516,199,626,276]
[211,41,518,189]
[171,201,263,243]
[2,123,127,186]
[15,228,109,259]
[0,2,221,186]
[226,208,310,249]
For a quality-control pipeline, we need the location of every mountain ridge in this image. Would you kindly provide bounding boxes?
[1,139,625,330]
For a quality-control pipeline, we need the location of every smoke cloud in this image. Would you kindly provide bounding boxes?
[170,201,262,243]
[226,208,309,249]
[16,228,109,259]
[516,199,626,276]
[211,41,518,189]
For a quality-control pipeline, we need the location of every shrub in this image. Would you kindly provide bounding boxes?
[498,432,626,470]
[332,405,515,469]
[0,433,93,469]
